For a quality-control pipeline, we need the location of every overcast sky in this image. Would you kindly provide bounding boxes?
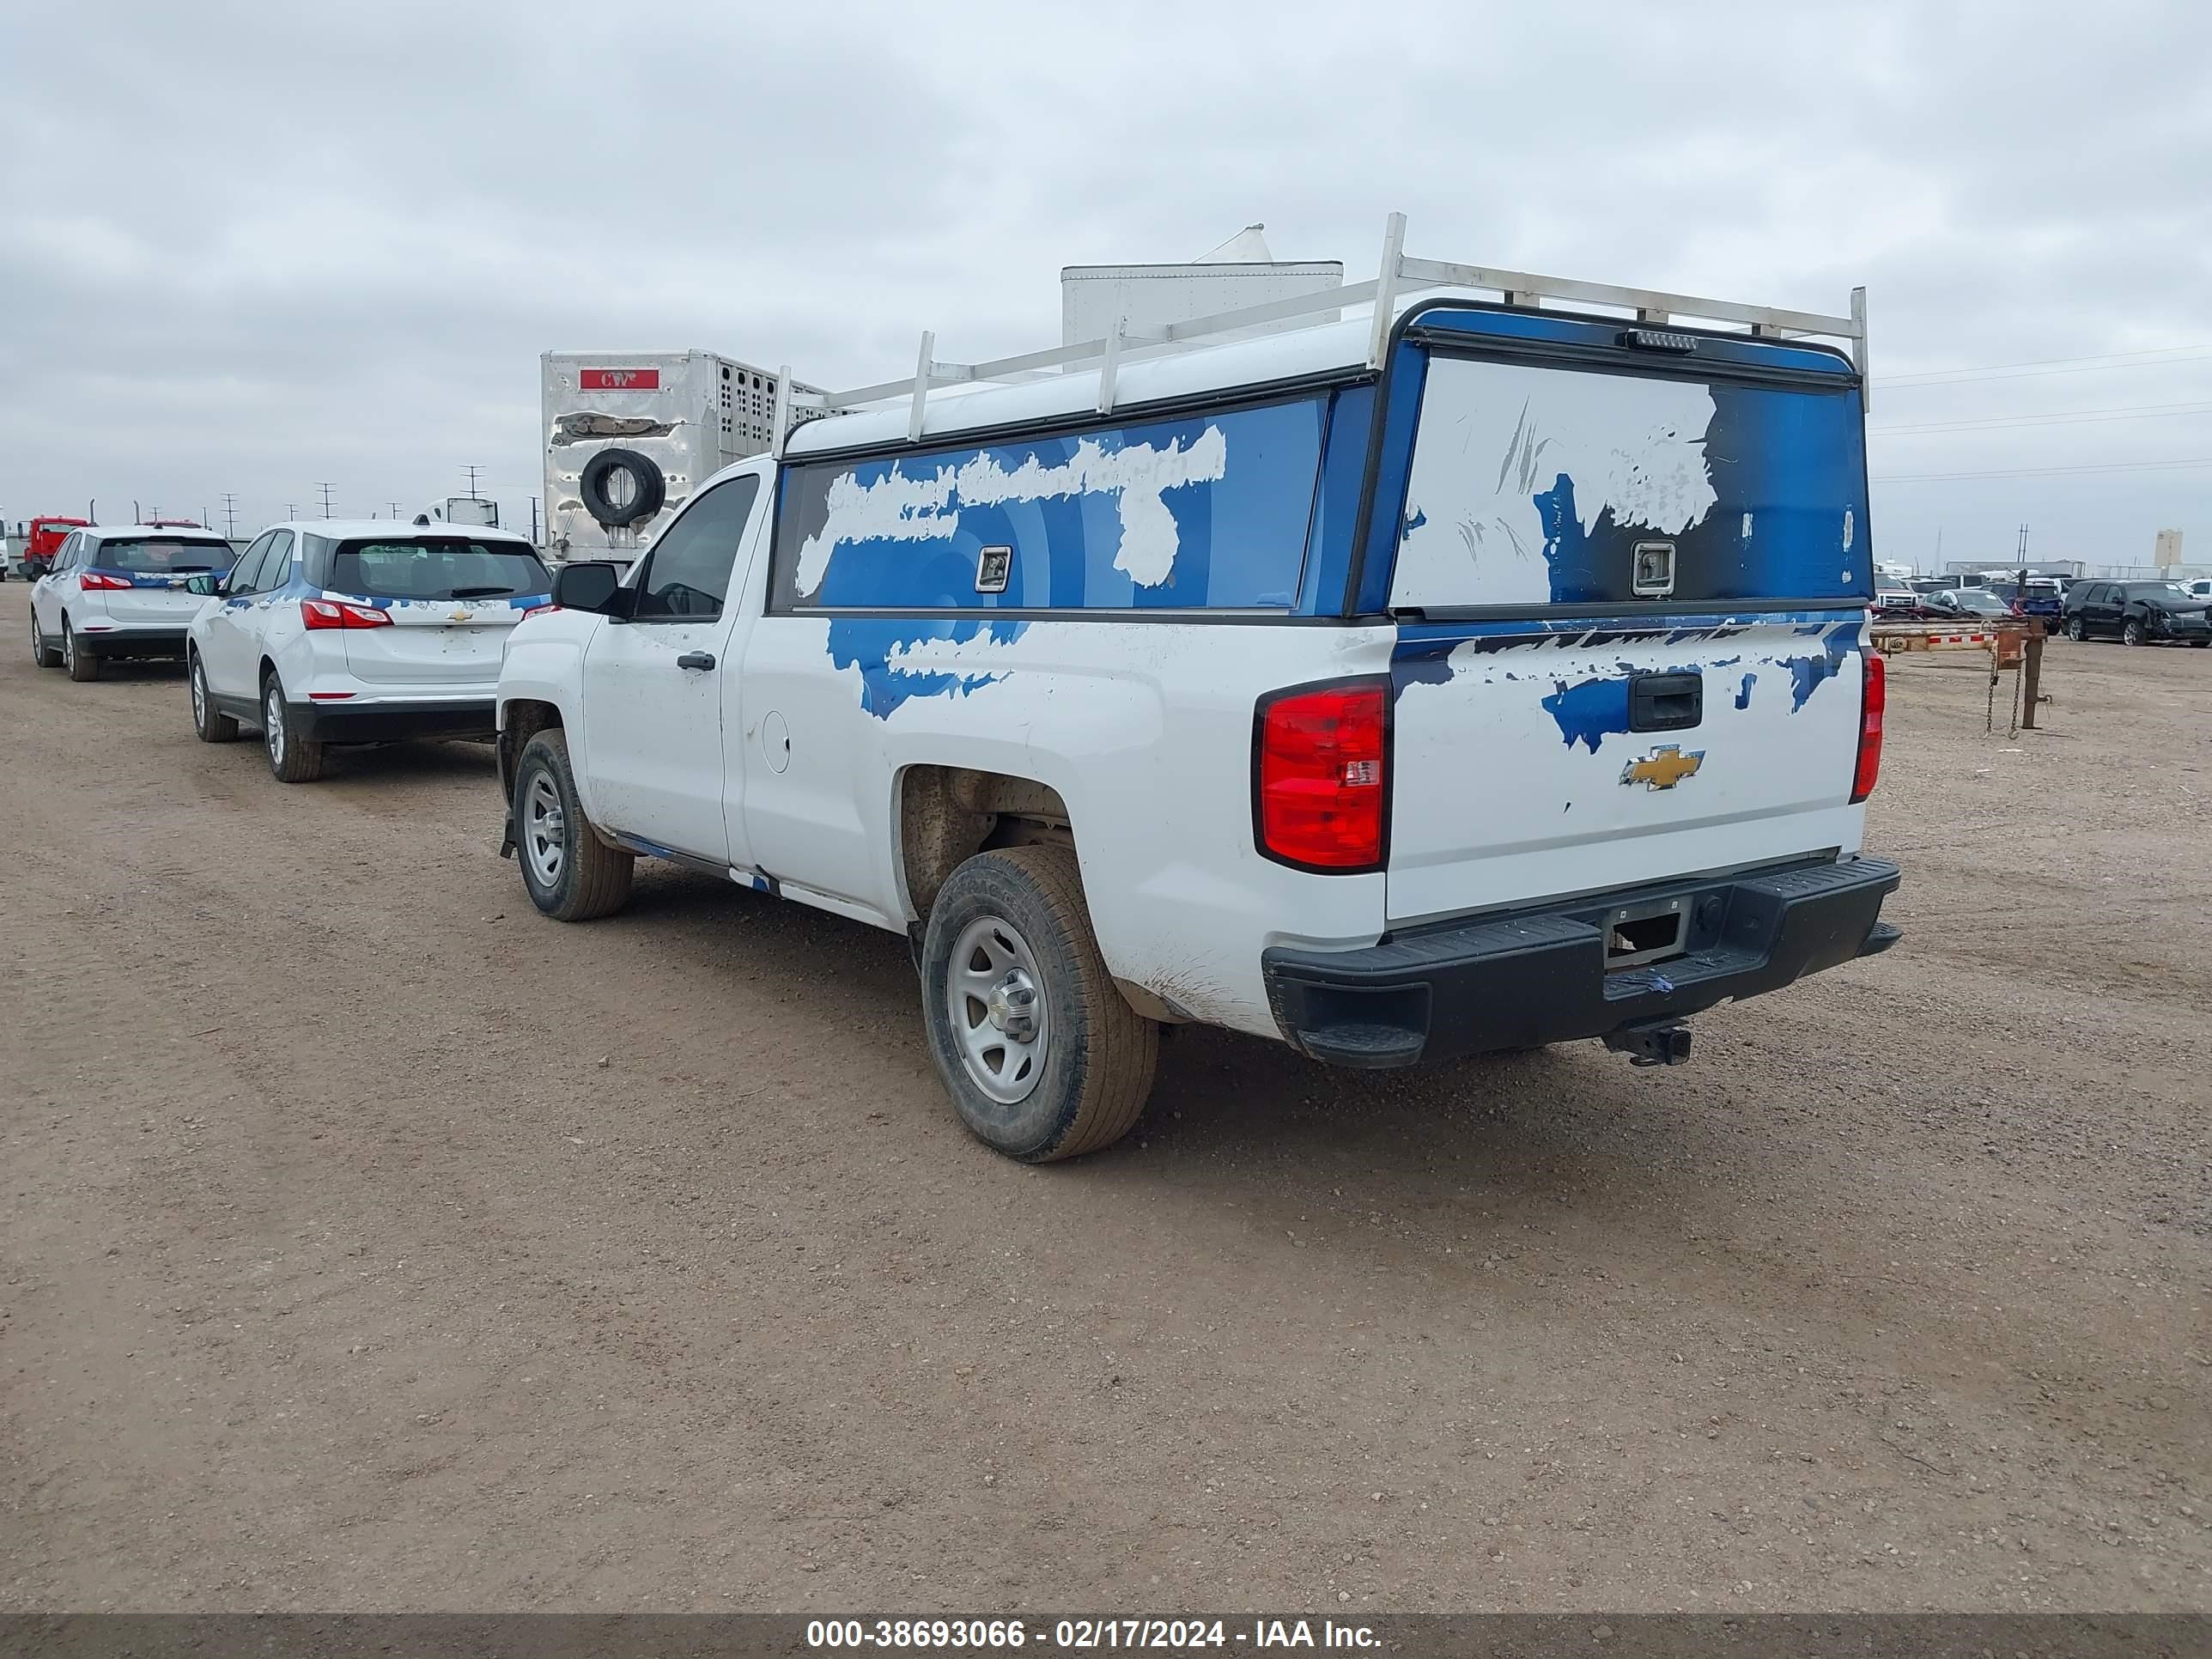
[5,0,2209,572]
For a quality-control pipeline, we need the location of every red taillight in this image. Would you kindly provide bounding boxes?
[1255,679,1389,872]
[1851,648,1886,803]
[521,603,558,620]
[301,599,393,630]
[81,571,133,590]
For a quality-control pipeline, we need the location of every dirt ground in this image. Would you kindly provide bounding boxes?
[1,579,2205,1614]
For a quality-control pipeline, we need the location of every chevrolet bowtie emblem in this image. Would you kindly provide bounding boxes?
[1620,744,1706,790]
[449,606,471,622]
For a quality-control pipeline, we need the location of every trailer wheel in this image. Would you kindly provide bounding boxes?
[921,844,1158,1163]
[578,447,666,529]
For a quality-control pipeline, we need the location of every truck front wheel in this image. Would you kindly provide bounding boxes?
[920,844,1158,1163]
[514,729,634,921]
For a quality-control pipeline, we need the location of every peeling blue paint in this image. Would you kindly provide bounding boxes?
[827,617,1028,720]
[1735,672,1756,709]
[1541,675,1633,753]
[1402,506,1427,537]
[1777,622,1861,711]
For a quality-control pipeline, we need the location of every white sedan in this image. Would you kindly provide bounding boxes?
[185,520,552,782]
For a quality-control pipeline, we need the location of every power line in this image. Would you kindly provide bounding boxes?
[1870,400,2212,436]
[316,482,336,519]
[1879,346,2212,390]
[1873,457,2212,483]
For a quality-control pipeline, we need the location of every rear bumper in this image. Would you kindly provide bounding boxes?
[288,697,497,744]
[78,625,188,659]
[1262,855,1902,1068]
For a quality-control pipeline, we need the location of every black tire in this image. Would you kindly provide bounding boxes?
[30,606,62,668]
[261,672,325,782]
[2065,616,2085,641]
[578,447,666,529]
[513,729,634,921]
[63,620,100,682]
[921,844,1158,1163]
[2123,617,2146,647]
[189,651,240,742]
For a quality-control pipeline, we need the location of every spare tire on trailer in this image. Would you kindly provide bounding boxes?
[578,447,666,529]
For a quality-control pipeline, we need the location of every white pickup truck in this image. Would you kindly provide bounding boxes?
[497,222,1900,1162]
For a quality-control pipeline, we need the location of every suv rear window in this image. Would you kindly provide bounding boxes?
[94,538,232,574]
[328,539,550,601]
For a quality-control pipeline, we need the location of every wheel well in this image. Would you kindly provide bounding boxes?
[499,700,563,797]
[898,765,1073,919]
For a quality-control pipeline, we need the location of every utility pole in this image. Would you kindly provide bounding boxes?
[286,503,298,520]
[222,494,239,538]
[317,483,336,520]
[530,496,540,544]
[462,465,483,500]
[389,501,401,520]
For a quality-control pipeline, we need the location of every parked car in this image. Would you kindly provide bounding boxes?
[1923,588,2014,619]
[21,516,88,580]
[495,258,1900,1163]
[2183,578,2212,602]
[1981,578,2064,633]
[2062,580,2212,647]
[29,524,235,680]
[184,520,552,781]
[1874,588,1944,620]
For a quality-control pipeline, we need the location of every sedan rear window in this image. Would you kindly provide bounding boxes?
[330,539,550,602]
[95,538,231,574]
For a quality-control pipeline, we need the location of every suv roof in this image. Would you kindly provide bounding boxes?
[80,524,231,543]
[260,519,532,544]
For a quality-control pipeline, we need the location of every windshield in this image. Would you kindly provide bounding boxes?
[329,539,549,602]
[2127,582,2194,600]
[1950,591,2008,613]
[94,537,231,574]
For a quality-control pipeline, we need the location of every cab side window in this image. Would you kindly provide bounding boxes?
[633,476,761,622]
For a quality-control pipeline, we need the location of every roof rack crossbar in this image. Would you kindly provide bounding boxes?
[806,213,1872,433]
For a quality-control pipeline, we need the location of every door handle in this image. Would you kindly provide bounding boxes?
[677,651,717,671]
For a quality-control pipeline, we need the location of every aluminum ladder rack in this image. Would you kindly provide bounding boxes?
[770,211,1869,454]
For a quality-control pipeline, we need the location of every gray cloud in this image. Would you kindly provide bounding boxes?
[4,0,2208,568]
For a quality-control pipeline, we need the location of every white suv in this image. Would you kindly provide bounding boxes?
[185,520,552,782]
[30,525,235,681]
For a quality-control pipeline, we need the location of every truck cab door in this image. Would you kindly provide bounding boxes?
[576,469,766,866]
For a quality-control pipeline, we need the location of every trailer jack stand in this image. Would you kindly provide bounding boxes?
[1604,1024,1694,1067]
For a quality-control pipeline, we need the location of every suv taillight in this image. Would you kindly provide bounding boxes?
[1254,678,1389,872]
[1851,648,1886,804]
[81,572,133,590]
[301,599,394,630]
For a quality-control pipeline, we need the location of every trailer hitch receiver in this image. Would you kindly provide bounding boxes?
[1603,1023,1694,1067]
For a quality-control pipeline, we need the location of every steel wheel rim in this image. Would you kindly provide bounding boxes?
[523,771,566,889]
[946,914,1048,1104]
[264,684,285,764]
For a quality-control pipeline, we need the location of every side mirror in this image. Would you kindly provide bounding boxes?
[552,560,628,617]
[186,573,226,597]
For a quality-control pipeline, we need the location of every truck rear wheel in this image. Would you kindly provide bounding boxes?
[514,728,633,921]
[920,844,1158,1163]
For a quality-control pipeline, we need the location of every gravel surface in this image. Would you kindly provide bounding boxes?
[2,580,2205,1613]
